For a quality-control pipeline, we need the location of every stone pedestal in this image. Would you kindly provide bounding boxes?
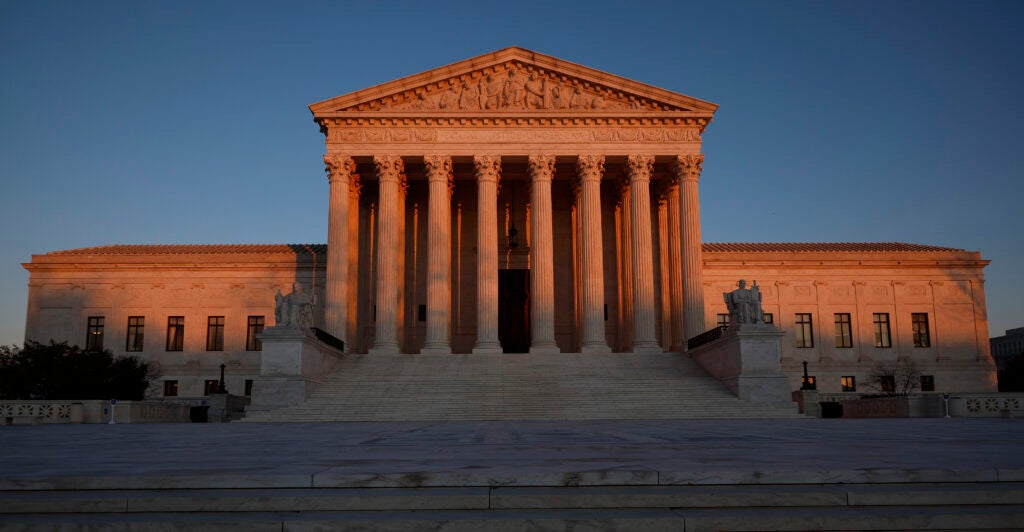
[249,326,344,413]
[690,323,794,407]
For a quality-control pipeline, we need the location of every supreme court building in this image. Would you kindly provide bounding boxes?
[22,48,998,399]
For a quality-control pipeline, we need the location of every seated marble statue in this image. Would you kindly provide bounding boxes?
[274,282,314,329]
[723,279,764,325]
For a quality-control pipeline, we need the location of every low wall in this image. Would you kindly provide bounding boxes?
[1,400,190,425]
[248,327,344,413]
[689,324,793,407]
[814,393,1024,418]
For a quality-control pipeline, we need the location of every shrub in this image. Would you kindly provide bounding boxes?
[0,341,155,400]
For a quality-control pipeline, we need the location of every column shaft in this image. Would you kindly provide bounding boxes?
[527,155,559,354]
[422,155,453,354]
[627,155,661,353]
[666,181,685,351]
[677,154,707,342]
[473,155,503,354]
[369,155,404,355]
[324,154,355,347]
[577,155,611,353]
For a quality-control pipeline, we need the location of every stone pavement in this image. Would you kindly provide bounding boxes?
[2,418,1023,489]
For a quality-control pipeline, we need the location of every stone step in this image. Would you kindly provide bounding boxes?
[2,505,1022,531]
[3,483,1022,514]
[242,352,803,422]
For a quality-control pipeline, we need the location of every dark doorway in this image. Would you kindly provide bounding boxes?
[498,269,530,353]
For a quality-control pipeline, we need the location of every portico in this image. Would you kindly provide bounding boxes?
[313,47,717,355]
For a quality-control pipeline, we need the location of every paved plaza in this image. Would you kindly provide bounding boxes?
[2,418,1023,489]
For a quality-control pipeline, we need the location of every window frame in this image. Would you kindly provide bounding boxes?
[204,379,220,396]
[912,313,931,348]
[920,375,935,392]
[246,316,265,351]
[716,313,730,329]
[873,313,892,348]
[795,313,814,348]
[166,316,185,352]
[206,316,225,352]
[841,375,856,392]
[834,313,853,348]
[125,316,145,352]
[86,316,105,352]
[163,380,179,397]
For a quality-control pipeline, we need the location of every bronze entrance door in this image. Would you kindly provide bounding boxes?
[498,269,530,353]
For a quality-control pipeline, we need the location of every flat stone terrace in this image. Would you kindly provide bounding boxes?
[2,419,1023,530]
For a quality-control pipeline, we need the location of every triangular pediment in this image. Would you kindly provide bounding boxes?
[310,47,718,116]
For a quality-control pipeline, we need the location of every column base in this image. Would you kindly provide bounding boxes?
[420,345,452,355]
[580,343,612,354]
[368,344,400,355]
[529,344,560,355]
[473,343,503,354]
[632,342,663,354]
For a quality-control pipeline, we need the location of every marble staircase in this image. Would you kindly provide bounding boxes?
[3,480,1022,530]
[241,352,802,422]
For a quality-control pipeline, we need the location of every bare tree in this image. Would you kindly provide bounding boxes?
[867,359,921,396]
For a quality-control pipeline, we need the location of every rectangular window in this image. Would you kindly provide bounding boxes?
[762,313,773,324]
[873,313,892,348]
[880,375,896,393]
[125,316,145,352]
[801,375,816,390]
[204,379,220,396]
[912,313,930,347]
[795,313,814,348]
[246,316,265,351]
[841,376,856,392]
[86,316,105,352]
[244,379,254,396]
[417,304,427,322]
[206,316,225,351]
[834,313,853,348]
[166,316,184,351]
[163,380,179,397]
[717,313,730,329]
[920,375,935,392]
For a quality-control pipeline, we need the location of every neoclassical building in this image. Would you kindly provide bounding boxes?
[21,48,998,398]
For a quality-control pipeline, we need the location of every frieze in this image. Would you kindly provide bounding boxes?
[326,127,702,144]
[349,62,678,113]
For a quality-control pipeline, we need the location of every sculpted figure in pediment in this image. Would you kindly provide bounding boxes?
[482,74,503,110]
[525,74,548,109]
[503,68,528,109]
[459,81,481,110]
[438,82,460,110]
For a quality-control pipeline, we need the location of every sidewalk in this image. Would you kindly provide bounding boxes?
[2,418,1022,489]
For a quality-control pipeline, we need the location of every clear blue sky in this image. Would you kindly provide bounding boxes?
[2,1,1022,346]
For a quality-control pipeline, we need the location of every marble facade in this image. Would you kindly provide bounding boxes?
[19,48,998,399]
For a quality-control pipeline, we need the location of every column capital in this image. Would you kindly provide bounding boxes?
[527,154,556,182]
[674,154,705,182]
[424,155,454,192]
[576,155,605,183]
[373,155,405,183]
[473,154,502,184]
[324,154,357,184]
[626,154,655,181]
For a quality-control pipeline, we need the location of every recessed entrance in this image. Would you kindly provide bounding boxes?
[498,269,530,353]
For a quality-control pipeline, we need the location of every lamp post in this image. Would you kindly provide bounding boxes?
[216,363,227,394]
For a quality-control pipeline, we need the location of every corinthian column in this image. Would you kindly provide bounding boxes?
[324,154,356,348]
[626,155,661,353]
[527,155,559,354]
[473,155,503,354]
[577,155,611,353]
[369,155,404,355]
[422,155,453,354]
[665,176,685,352]
[676,154,706,343]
